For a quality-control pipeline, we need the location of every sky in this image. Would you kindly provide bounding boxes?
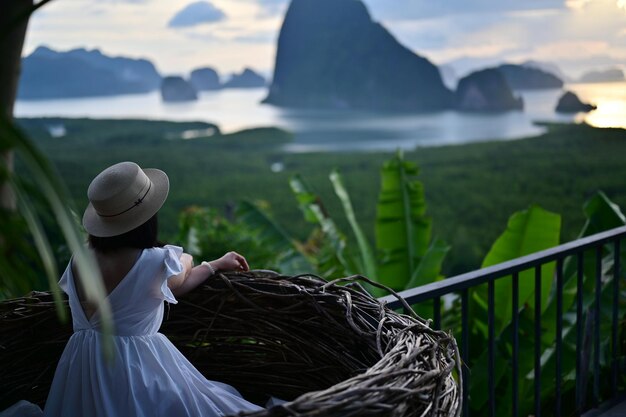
[23,0,626,80]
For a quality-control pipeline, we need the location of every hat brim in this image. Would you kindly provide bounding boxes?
[82,168,169,238]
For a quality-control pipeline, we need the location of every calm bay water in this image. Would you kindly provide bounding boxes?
[14,82,626,152]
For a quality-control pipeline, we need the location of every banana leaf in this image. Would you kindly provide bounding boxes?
[375,151,431,290]
[236,200,313,274]
[472,205,561,334]
[470,194,626,416]
[289,174,352,275]
[329,169,377,281]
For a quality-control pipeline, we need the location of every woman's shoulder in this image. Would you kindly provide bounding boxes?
[140,244,184,266]
[147,244,183,257]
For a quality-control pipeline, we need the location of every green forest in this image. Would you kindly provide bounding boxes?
[16,117,626,279]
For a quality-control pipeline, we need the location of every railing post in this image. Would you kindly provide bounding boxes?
[433,297,441,330]
[612,239,621,398]
[576,251,585,414]
[555,258,563,417]
[488,280,495,417]
[461,290,469,417]
[594,246,602,407]
[535,265,542,417]
[512,272,519,417]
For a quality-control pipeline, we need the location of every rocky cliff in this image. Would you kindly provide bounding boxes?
[190,68,221,91]
[263,0,452,111]
[555,91,596,113]
[496,64,563,90]
[161,76,197,102]
[455,69,523,112]
[222,68,266,89]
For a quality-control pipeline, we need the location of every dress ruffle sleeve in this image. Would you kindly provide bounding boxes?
[58,261,72,295]
[161,245,184,304]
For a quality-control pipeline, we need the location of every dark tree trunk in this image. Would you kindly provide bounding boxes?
[0,0,34,210]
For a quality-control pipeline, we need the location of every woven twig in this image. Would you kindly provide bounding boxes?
[0,271,460,416]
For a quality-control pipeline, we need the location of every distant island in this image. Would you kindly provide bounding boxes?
[455,68,524,112]
[162,68,266,102]
[161,76,198,102]
[555,91,596,113]
[495,64,563,90]
[19,46,161,100]
[263,0,453,111]
[222,68,267,89]
[190,68,221,91]
[578,68,625,83]
[19,46,266,100]
[263,0,553,112]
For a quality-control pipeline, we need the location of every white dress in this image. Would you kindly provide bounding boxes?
[43,245,264,417]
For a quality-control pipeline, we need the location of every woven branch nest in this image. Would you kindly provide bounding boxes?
[0,271,461,416]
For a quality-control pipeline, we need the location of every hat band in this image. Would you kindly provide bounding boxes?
[98,181,152,218]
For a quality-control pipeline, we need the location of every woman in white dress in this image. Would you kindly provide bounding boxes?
[43,161,264,417]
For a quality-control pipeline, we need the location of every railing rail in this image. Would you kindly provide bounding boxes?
[380,225,626,417]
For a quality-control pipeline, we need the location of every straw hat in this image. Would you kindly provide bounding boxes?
[82,162,169,237]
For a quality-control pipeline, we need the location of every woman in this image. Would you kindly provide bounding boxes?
[43,161,264,417]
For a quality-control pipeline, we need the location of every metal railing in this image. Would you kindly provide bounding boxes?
[380,225,626,417]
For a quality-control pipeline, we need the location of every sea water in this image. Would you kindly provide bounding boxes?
[14,82,626,153]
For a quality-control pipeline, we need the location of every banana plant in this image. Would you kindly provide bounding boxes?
[235,200,313,274]
[176,203,313,276]
[468,193,626,417]
[288,151,449,298]
[289,174,355,278]
[375,152,449,291]
[470,205,562,336]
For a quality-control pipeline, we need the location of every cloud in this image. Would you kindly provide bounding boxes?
[233,32,276,43]
[374,0,626,76]
[249,0,289,17]
[168,1,226,28]
[362,0,566,20]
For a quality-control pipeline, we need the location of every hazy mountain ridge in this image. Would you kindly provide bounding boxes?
[19,46,161,99]
[578,68,625,83]
[495,64,563,90]
[19,46,268,100]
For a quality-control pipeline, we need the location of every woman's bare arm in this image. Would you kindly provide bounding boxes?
[168,251,249,297]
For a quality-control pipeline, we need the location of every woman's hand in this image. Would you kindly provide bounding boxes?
[169,251,249,297]
[211,251,250,273]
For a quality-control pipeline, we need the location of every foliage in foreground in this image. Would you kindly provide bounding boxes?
[4,115,626,414]
[179,151,626,416]
[0,115,114,354]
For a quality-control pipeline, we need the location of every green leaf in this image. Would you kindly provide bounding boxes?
[329,169,377,281]
[580,191,626,236]
[543,191,626,341]
[11,179,66,321]
[0,116,113,357]
[406,238,449,290]
[406,238,449,319]
[477,205,561,333]
[375,151,431,289]
[235,200,313,274]
[289,175,352,274]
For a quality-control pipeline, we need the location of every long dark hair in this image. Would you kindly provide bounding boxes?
[88,214,162,253]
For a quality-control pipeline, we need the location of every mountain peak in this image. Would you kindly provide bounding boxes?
[264,0,451,110]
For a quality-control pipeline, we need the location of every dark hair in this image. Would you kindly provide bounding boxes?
[88,214,162,253]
